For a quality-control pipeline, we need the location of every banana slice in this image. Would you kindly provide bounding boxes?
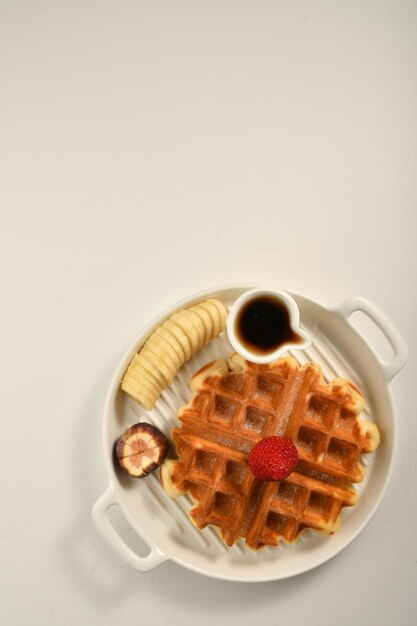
[123,363,162,398]
[141,347,175,386]
[121,379,158,411]
[189,304,213,344]
[207,298,228,330]
[148,333,182,370]
[162,319,193,360]
[143,337,178,379]
[122,354,162,394]
[154,326,187,364]
[171,312,200,353]
[198,300,222,336]
[181,309,206,350]
[127,353,164,390]
[121,298,228,409]
[133,353,167,389]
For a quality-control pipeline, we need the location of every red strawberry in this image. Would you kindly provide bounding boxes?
[248,436,299,481]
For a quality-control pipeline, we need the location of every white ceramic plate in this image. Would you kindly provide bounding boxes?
[92,285,407,582]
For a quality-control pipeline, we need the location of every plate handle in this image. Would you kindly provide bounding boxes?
[332,297,408,382]
[92,484,169,572]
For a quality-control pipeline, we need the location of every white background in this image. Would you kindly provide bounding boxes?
[1,1,416,624]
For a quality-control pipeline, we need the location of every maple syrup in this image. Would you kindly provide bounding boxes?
[235,295,302,356]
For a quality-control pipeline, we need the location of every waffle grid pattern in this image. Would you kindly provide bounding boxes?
[170,356,378,549]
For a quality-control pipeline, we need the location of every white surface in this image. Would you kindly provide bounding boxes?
[0,0,416,624]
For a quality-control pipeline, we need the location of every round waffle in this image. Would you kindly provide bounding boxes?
[161,353,380,550]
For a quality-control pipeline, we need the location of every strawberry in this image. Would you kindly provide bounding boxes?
[247,436,299,481]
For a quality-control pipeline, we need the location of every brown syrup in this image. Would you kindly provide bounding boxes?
[235,296,302,356]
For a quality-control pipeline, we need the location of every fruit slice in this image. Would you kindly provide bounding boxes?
[182,309,206,348]
[190,304,214,344]
[147,333,182,370]
[171,311,200,353]
[115,422,169,478]
[154,325,187,363]
[124,355,162,396]
[133,353,167,389]
[142,339,178,380]
[141,347,175,385]
[121,298,229,410]
[121,380,157,411]
[162,319,193,360]
[207,298,228,331]
[198,300,222,336]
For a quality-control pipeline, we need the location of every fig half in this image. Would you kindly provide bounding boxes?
[115,422,169,478]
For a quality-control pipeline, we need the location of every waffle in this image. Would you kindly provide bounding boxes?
[160,354,380,550]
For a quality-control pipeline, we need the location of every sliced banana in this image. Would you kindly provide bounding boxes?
[154,325,187,363]
[124,364,162,398]
[198,300,222,336]
[121,379,158,411]
[171,312,200,353]
[121,298,228,409]
[189,304,213,344]
[162,319,193,360]
[141,347,175,386]
[143,337,178,379]
[127,353,164,390]
[207,298,228,329]
[181,309,206,350]
[133,353,167,389]
[122,354,162,394]
[148,333,182,370]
